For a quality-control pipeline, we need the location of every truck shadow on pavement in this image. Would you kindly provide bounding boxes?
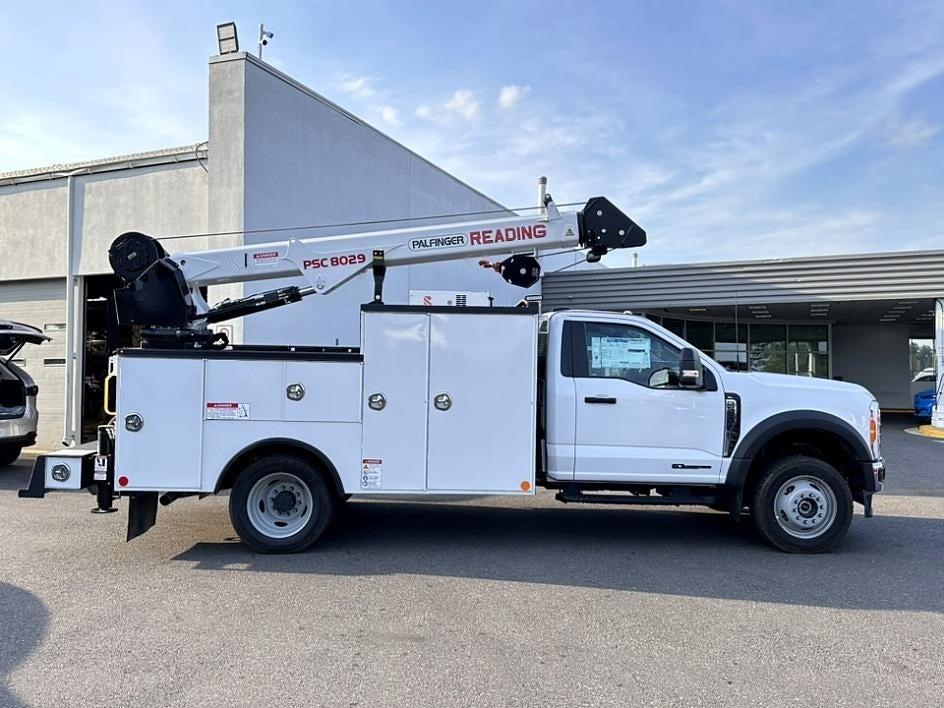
[173,500,944,614]
[0,582,49,708]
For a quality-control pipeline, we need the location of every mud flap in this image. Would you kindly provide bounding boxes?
[127,493,158,541]
[17,456,48,499]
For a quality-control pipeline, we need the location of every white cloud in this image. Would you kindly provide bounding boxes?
[498,84,531,110]
[378,105,400,126]
[445,89,480,120]
[338,75,378,98]
[888,115,940,147]
[415,105,433,120]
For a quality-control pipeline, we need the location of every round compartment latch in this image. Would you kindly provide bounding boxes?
[125,413,144,432]
[368,393,386,411]
[286,383,305,401]
[51,464,71,482]
[433,393,452,411]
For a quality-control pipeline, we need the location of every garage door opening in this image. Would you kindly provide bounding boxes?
[80,275,122,443]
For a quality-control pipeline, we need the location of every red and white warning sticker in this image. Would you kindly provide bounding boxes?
[205,402,251,420]
[252,251,280,268]
[361,458,382,489]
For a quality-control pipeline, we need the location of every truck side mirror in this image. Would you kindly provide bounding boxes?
[678,347,704,389]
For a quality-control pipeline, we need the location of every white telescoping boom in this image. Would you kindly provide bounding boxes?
[107,195,644,346]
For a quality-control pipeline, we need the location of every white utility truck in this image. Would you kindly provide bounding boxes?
[20,193,885,553]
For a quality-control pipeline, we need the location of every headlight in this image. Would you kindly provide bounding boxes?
[868,400,881,459]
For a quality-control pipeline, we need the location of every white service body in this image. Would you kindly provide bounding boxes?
[113,307,537,496]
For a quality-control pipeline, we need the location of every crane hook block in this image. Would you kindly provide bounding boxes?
[498,254,542,288]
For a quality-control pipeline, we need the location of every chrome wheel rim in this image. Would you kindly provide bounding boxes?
[773,475,837,539]
[246,472,312,539]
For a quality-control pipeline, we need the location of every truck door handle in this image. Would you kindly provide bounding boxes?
[584,396,617,404]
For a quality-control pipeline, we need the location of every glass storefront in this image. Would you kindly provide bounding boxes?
[645,315,830,378]
[787,324,829,378]
[714,323,749,372]
[750,324,786,374]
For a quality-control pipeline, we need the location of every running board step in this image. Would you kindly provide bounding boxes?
[555,492,718,506]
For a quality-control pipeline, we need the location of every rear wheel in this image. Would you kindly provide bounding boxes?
[229,454,336,553]
[751,455,853,553]
[0,444,22,467]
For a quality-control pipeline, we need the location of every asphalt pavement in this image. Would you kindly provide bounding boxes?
[0,414,941,707]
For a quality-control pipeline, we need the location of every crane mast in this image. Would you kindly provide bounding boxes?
[107,193,645,348]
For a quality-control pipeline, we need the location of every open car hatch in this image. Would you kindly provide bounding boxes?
[0,320,50,361]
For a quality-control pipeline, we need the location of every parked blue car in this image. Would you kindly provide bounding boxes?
[914,389,936,419]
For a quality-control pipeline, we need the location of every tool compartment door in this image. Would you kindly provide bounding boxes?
[426,312,537,492]
[115,356,204,490]
[359,311,429,491]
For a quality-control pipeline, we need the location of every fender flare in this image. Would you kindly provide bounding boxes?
[214,437,344,495]
[725,410,872,514]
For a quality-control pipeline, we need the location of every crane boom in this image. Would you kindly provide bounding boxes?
[107,194,645,348]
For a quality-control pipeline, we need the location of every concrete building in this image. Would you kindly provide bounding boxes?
[543,250,944,412]
[0,52,535,448]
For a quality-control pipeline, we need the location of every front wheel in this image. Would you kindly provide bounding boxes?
[229,454,337,553]
[0,444,22,467]
[750,455,853,553]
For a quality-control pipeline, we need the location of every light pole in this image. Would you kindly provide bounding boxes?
[258,23,274,59]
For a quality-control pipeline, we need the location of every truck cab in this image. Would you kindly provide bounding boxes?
[541,310,885,552]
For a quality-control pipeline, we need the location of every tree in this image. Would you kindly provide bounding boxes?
[910,340,934,376]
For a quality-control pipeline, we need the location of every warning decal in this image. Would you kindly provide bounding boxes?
[252,251,279,268]
[206,402,251,420]
[564,226,577,239]
[361,458,382,489]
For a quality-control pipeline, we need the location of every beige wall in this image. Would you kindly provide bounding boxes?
[0,278,67,448]
[76,163,210,275]
[0,182,69,280]
[0,161,209,282]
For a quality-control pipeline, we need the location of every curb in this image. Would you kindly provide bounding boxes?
[916,425,944,440]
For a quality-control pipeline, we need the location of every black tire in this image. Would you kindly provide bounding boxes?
[750,455,853,553]
[228,454,337,553]
[0,444,22,467]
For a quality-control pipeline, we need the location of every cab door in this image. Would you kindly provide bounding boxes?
[570,319,725,484]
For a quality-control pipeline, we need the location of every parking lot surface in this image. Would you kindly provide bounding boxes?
[1,414,942,707]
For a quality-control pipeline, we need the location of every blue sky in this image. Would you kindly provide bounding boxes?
[1,1,942,266]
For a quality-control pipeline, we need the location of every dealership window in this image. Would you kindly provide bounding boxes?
[750,324,787,374]
[714,323,748,371]
[661,317,685,338]
[910,338,934,379]
[787,325,829,378]
[685,320,714,353]
[629,315,830,378]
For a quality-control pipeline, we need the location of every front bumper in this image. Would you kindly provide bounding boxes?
[856,457,885,518]
[865,458,886,492]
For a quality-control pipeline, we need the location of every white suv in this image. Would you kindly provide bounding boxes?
[0,321,49,466]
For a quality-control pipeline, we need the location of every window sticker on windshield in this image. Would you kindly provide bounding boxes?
[591,336,651,369]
